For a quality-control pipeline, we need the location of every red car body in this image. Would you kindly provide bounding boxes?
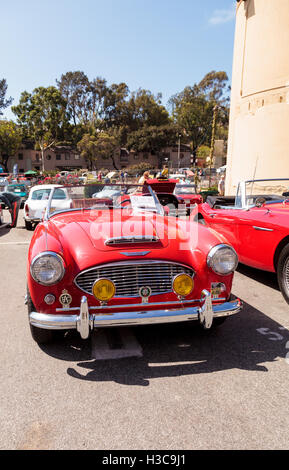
[197,179,289,303]
[174,183,203,209]
[27,183,242,343]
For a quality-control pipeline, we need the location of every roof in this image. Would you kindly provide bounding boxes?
[30,184,62,191]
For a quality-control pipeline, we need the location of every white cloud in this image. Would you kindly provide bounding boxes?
[209,4,236,26]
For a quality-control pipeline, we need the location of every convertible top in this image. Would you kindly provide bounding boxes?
[206,196,236,209]
[143,179,178,194]
[207,194,284,209]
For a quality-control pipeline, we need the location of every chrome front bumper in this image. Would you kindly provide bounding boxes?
[29,290,242,340]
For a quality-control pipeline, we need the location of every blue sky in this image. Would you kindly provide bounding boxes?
[1,0,237,120]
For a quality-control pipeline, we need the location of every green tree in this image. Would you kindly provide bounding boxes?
[125,89,170,131]
[77,131,119,170]
[169,71,230,163]
[12,86,68,171]
[0,121,22,171]
[0,79,13,116]
[126,124,180,167]
[56,71,91,126]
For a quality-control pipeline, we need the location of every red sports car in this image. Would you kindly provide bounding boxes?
[197,178,289,304]
[174,183,203,209]
[26,183,242,344]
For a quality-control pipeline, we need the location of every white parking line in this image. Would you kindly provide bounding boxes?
[91,328,143,360]
[0,242,30,245]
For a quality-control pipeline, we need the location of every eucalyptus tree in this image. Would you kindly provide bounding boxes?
[169,71,230,163]
[12,86,68,171]
[0,79,13,116]
[56,71,91,126]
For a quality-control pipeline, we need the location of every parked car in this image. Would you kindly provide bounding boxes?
[6,183,28,207]
[92,184,126,200]
[0,200,5,227]
[23,184,72,231]
[26,183,242,344]
[174,184,203,210]
[197,178,289,304]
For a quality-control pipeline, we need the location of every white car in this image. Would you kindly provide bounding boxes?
[24,185,72,230]
[92,185,124,200]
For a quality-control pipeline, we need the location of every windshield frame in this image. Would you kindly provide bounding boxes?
[44,183,165,220]
[174,184,197,195]
[235,178,289,209]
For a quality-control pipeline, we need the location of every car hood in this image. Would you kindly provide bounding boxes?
[47,210,223,273]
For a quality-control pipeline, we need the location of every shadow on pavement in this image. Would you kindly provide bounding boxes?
[0,225,11,237]
[39,298,289,386]
[237,263,279,292]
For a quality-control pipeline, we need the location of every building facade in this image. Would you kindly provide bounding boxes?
[6,144,192,173]
[226,0,289,194]
[7,145,86,173]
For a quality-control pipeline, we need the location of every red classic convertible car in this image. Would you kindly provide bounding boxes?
[174,183,203,209]
[27,183,242,344]
[197,178,289,304]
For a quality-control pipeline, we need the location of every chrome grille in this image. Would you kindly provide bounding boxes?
[75,261,194,298]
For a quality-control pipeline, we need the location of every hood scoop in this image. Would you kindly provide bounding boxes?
[105,235,160,246]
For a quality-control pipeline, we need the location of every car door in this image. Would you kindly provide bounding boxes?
[233,206,279,271]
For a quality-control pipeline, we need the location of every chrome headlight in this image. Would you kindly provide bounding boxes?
[30,252,65,285]
[207,244,238,275]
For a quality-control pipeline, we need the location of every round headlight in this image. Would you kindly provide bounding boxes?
[173,274,194,297]
[207,244,238,275]
[30,252,65,286]
[93,279,116,302]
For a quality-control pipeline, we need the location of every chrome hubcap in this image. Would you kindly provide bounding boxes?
[283,257,289,292]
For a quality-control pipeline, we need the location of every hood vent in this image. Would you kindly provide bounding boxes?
[105,236,159,246]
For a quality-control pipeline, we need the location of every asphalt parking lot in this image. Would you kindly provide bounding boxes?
[1,210,289,450]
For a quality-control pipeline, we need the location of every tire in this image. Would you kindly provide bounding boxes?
[27,289,55,344]
[25,220,34,231]
[277,244,289,305]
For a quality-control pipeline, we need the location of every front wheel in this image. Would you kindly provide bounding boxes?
[277,244,289,305]
[27,290,55,344]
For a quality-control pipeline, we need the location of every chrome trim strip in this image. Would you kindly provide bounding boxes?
[29,295,242,338]
[55,298,225,312]
[120,252,151,257]
[105,236,159,245]
[253,226,274,232]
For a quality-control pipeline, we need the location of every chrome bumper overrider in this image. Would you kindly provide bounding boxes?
[29,290,242,340]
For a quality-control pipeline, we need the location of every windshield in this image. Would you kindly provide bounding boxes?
[236,179,289,208]
[174,184,196,195]
[46,184,163,218]
[7,185,26,193]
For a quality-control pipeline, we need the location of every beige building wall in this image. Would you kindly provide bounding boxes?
[226,0,289,194]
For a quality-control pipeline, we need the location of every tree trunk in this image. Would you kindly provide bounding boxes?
[109,153,119,171]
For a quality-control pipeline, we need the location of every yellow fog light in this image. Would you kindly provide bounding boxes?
[93,278,116,302]
[173,274,194,297]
